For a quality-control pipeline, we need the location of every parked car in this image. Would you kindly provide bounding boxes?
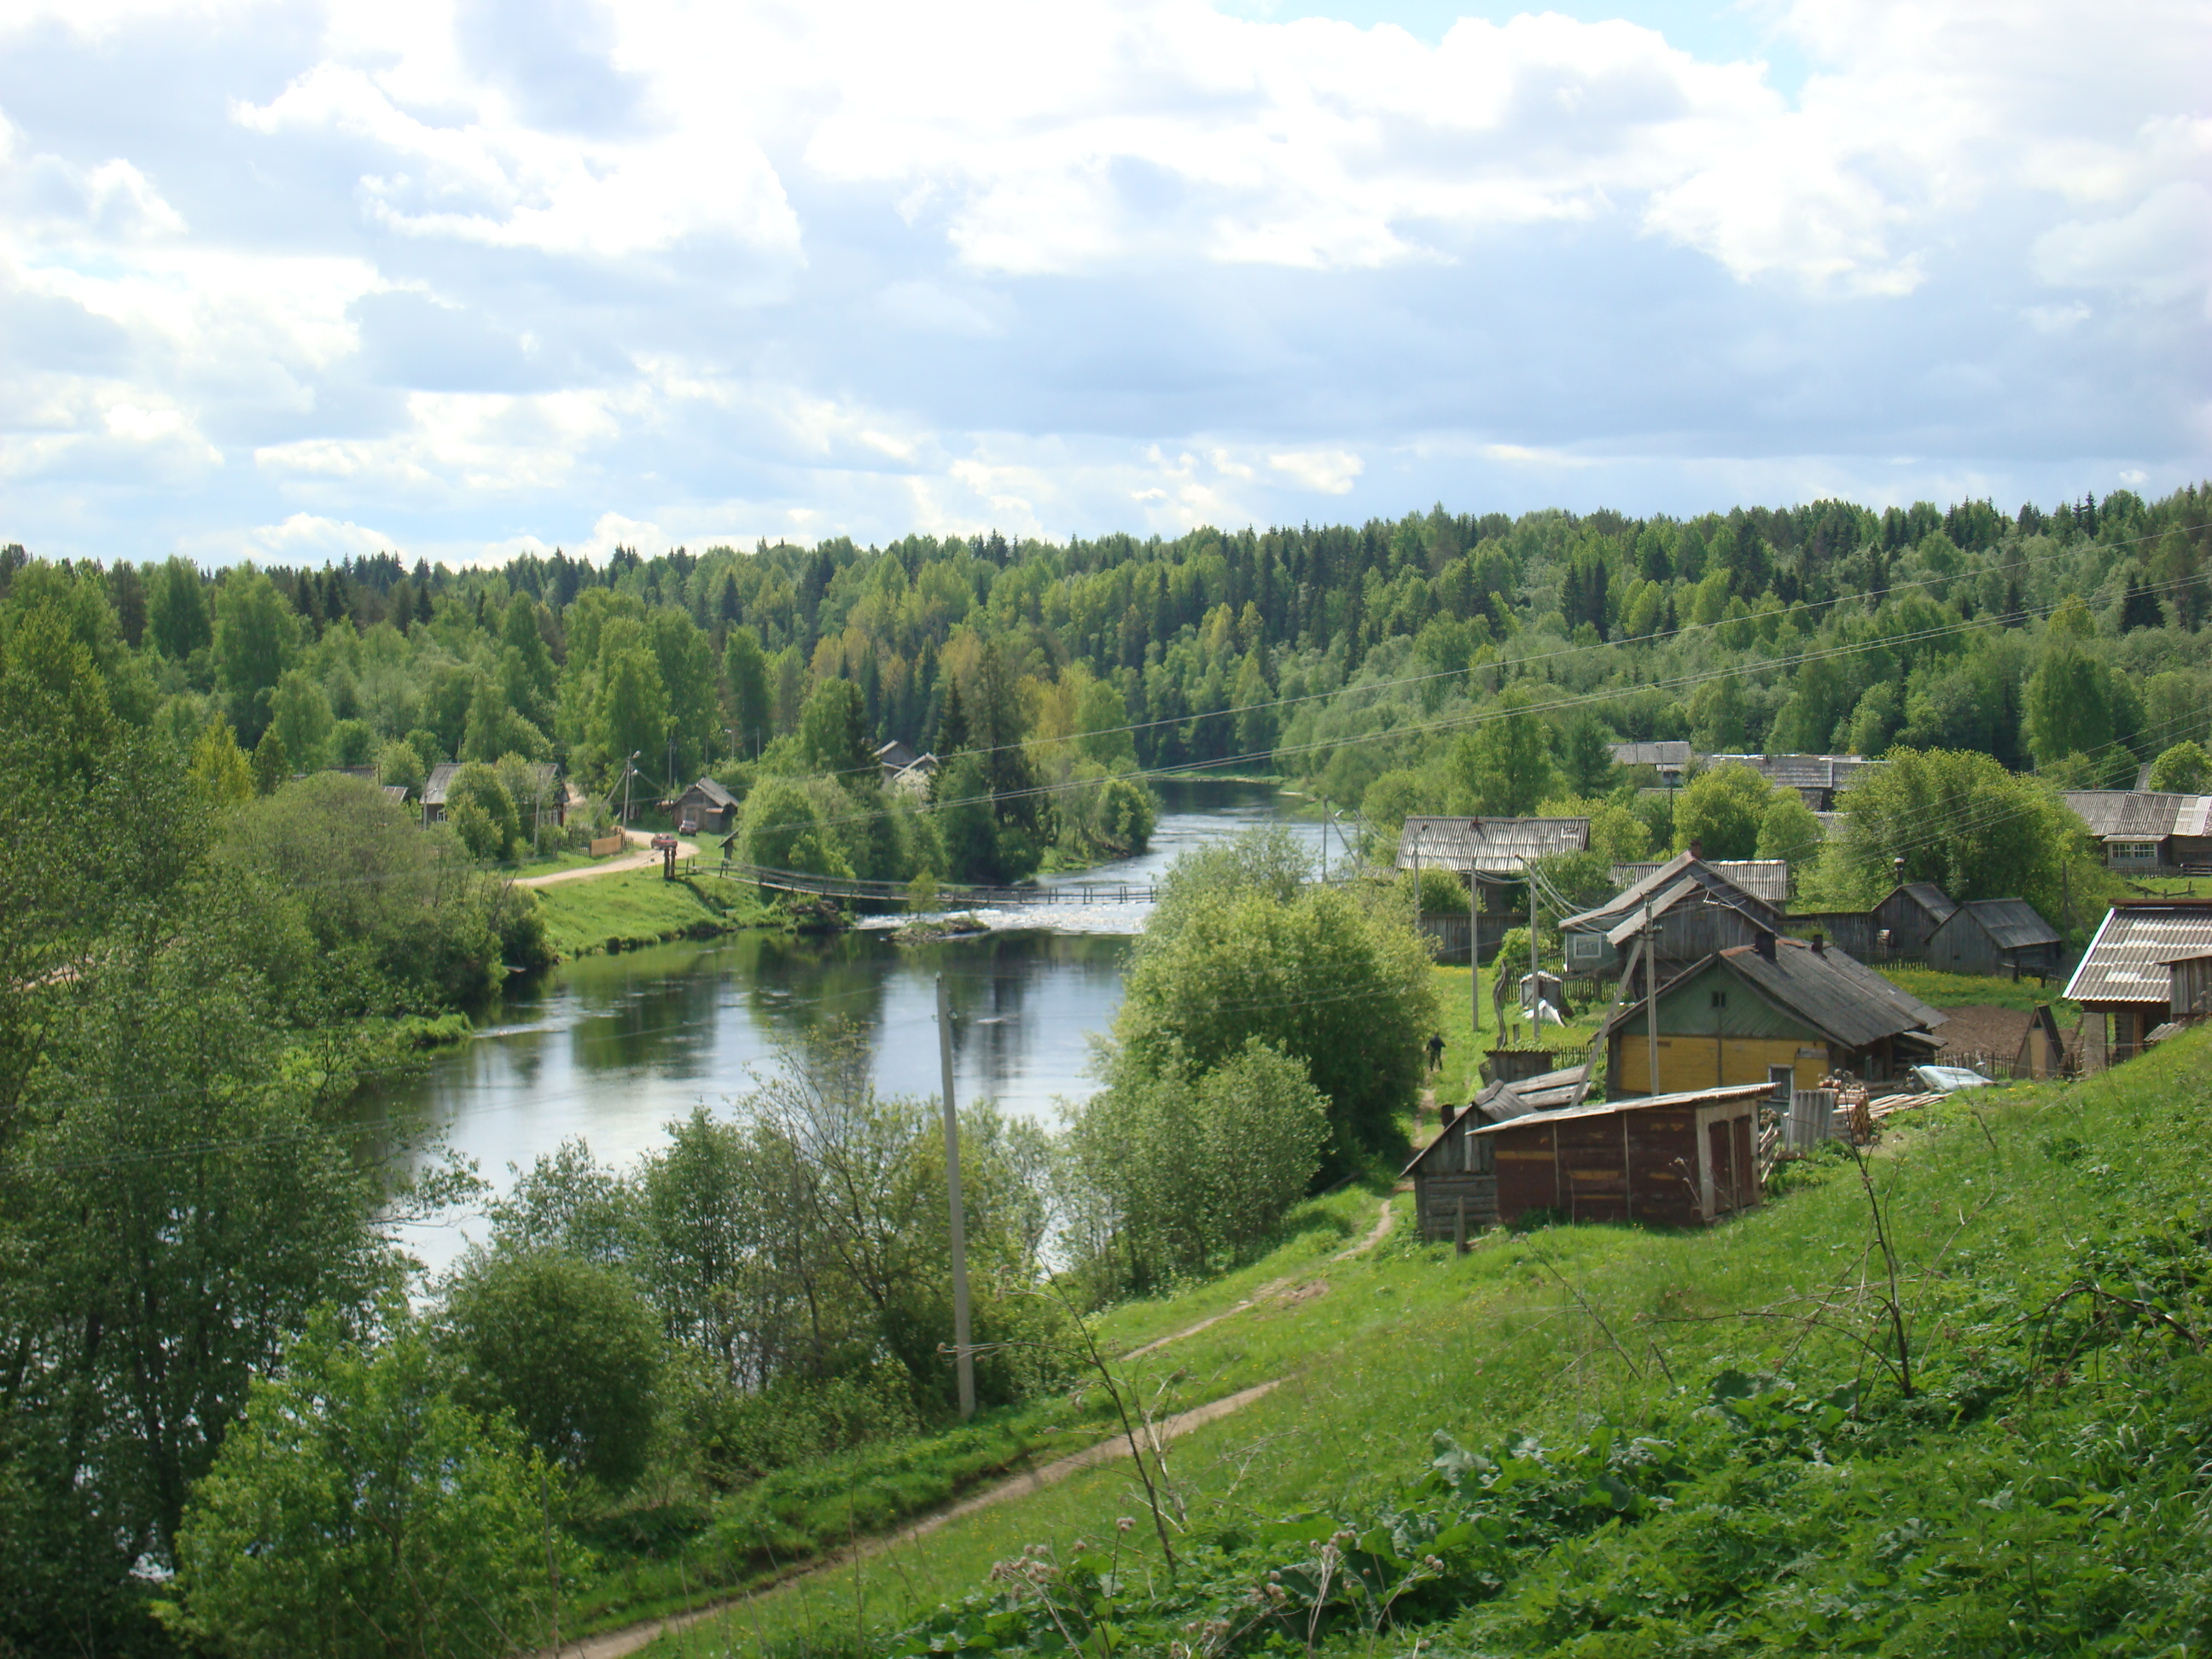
[650,833,678,852]
[1909,1063,2001,1094]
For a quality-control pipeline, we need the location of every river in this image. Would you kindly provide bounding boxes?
[367,779,1332,1272]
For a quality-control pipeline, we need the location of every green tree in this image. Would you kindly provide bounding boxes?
[591,642,671,786]
[171,1307,573,1659]
[1755,789,1825,868]
[933,750,1003,884]
[212,566,299,741]
[376,738,427,794]
[498,594,557,730]
[1074,677,1136,767]
[800,677,873,777]
[724,625,773,758]
[1687,671,1749,752]
[1231,649,1278,759]
[1071,1039,1326,1288]
[446,761,521,860]
[147,556,212,662]
[1113,837,1435,1178]
[268,667,334,771]
[2024,640,2119,777]
[250,726,289,795]
[1559,712,1618,796]
[460,671,550,763]
[1826,748,2110,933]
[1673,763,1772,859]
[1450,685,1556,816]
[740,777,853,877]
[189,717,255,810]
[652,608,719,779]
[2145,739,2212,794]
[440,1246,662,1488]
[0,600,118,788]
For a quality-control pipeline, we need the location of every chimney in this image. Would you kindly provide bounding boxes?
[1893,856,1907,883]
[1810,931,1825,956]
[1754,928,1777,961]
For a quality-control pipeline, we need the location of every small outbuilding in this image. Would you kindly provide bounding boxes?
[1561,852,1789,979]
[1401,1064,1587,1240]
[1470,1081,1773,1228]
[2064,900,2212,1064]
[1924,898,2064,980]
[672,776,741,835]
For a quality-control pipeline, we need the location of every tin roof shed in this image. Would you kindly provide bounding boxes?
[2064,902,2212,1006]
[1395,816,1590,876]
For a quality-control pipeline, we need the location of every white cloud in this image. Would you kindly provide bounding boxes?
[1268,448,1363,492]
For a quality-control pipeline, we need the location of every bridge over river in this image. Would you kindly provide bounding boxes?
[709,860,1161,909]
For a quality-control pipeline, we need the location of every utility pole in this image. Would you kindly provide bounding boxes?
[621,752,638,830]
[1468,861,1480,1053]
[1527,856,1539,1022]
[935,975,975,1420]
[1644,898,1660,1097]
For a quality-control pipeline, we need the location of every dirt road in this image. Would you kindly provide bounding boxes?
[515,830,701,889]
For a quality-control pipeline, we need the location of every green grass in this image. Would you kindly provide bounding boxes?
[1429,963,1609,1106]
[627,1023,2212,1656]
[530,868,771,958]
[1882,964,2081,1019]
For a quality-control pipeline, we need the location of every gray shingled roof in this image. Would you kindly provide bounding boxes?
[422,760,562,806]
[2062,791,2212,841]
[1564,851,1784,936]
[1612,858,1790,905]
[1395,816,1589,876]
[1953,898,2061,950]
[1893,882,1959,924]
[1608,936,1945,1051]
[679,776,740,810]
[2064,903,2212,1004]
[1610,741,1691,769]
[1707,753,1880,792]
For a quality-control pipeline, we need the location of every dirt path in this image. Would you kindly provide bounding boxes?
[516,830,701,889]
[1121,1196,1395,1363]
[541,1380,1283,1659]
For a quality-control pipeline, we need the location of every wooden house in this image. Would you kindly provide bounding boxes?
[1401,1065,1586,1240]
[2170,952,2212,1021]
[1469,1082,1773,1227]
[672,776,740,835]
[1606,930,1946,1096]
[1924,898,2064,979]
[420,760,565,829]
[875,738,919,780]
[2061,792,2212,873]
[1561,852,1788,979]
[1608,740,1691,783]
[1703,753,1880,811]
[1610,859,1789,906]
[2064,900,2212,1064]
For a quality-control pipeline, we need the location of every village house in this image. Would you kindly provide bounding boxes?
[1706,753,1880,812]
[1560,851,1787,980]
[1394,815,1590,963]
[1608,740,1691,783]
[1924,898,2064,980]
[1610,858,1790,906]
[1605,928,1946,1096]
[888,752,939,800]
[1470,1082,1773,1228]
[1793,881,1959,962]
[672,776,740,835]
[875,738,918,780]
[2061,791,2212,874]
[420,760,566,830]
[2064,899,2212,1065]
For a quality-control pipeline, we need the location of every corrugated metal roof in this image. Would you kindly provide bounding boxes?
[2063,791,2212,840]
[1395,816,1590,875]
[1953,898,2061,950]
[1612,858,1790,905]
[2064,903,2212,1004]
[1469,1082,1773,1136]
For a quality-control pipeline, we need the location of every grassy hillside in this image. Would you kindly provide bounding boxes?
[529,868,771,958]
[629,1023,2212,1656]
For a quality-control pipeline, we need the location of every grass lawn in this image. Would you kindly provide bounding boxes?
[1882,963,2081,1021]
[530,867,771,958]
[1426,962,1610,1107]
[614,1023,2212,1656]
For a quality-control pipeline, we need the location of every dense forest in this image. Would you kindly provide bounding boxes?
[3,482,2211,1655]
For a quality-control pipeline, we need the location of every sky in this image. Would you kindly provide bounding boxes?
[0,0,2206,568]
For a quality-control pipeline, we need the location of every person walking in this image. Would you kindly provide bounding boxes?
[1426,1032,1446,1074]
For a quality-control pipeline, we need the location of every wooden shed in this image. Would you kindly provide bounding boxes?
[1561,852,1788,979]
[1400,1065,1586,1241]
[1470,1082,1773,1228]
[1925,897,2064,980]
[2063,900,2212,1064]
[672,776,740,835]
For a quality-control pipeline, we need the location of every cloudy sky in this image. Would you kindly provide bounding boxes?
[1,0,2205,567]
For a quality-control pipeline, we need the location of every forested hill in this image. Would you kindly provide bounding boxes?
[3,482,2207,821]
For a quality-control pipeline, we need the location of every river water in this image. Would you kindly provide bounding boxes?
[368,779,1330,1272]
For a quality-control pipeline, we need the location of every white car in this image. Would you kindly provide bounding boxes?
[1909,1064,2000,1094]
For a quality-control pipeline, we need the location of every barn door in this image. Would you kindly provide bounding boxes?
[1707,1120,1738,1214]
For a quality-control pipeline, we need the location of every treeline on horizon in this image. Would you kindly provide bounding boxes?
[3,482,2208,861]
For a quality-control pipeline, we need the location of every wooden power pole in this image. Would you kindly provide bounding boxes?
[934,975,975,1419]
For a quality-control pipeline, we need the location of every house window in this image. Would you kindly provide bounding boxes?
[2111,841,2158,864]
[1709,991,1728,1009]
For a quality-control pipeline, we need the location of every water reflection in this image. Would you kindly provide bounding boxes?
[365,779,1318,1273]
